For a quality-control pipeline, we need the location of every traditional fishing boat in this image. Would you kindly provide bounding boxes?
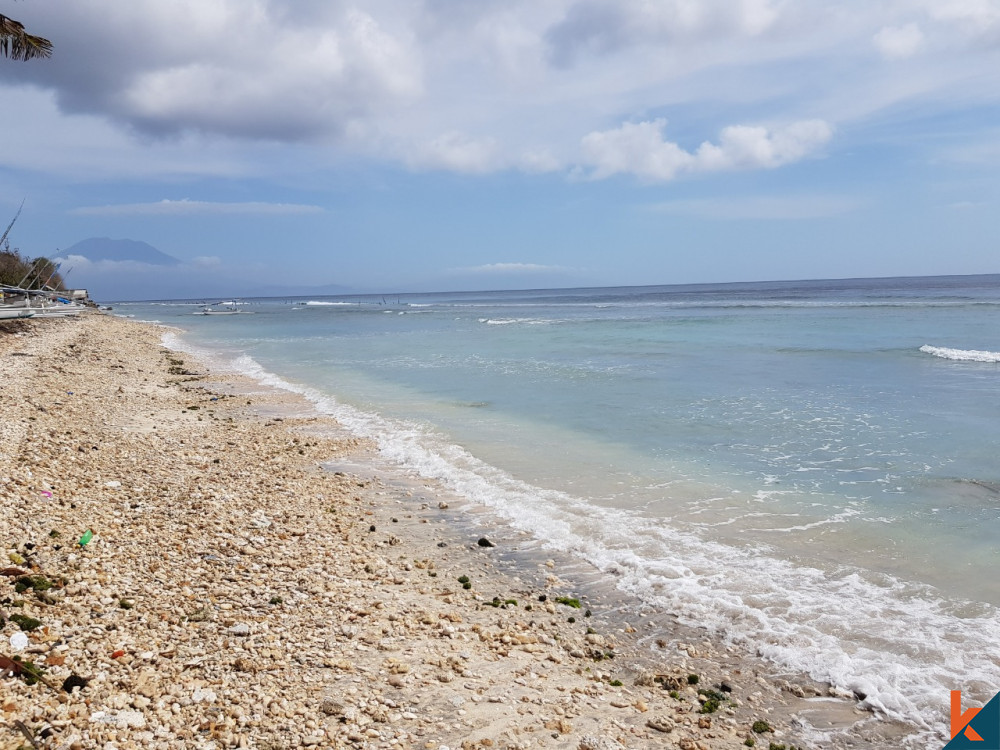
[0,306,34,319]
[194,301,255,315]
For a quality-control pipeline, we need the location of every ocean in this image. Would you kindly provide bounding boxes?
[119,274,1000,745]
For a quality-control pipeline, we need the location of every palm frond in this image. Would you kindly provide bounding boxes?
[0,13,53,61]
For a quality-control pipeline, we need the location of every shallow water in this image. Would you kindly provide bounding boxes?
[125,273,1000,744]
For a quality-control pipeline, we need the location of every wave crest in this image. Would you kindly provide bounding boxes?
[920,345,1000,363]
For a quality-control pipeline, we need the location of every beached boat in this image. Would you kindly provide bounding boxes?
[2,295,82,317]
[30,306,82,318]
[2,286,84,317]
[0,306,34,320]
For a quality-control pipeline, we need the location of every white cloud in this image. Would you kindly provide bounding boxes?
[70,200,324,217]
[408,132,501,174]
[581,120,694,181]
[5,1,422,141]
[873,23,924,60]
[0,88,250,181]
[581,119,833,181]
[57,254,162,272]
[192,256,223,268]
[545,0,781,67]
[2,0,999,186]
[926,0,1000,38]
[696,120,834,170]
[120,8,421,140]
[0,1,846,181]
[56,255,136,271]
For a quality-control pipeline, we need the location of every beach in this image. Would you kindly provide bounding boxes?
[2,312,912,749]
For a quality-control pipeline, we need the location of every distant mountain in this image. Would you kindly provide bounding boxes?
[62,237,181,266]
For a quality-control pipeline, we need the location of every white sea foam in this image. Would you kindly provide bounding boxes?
[304,300,355,306]
[920,345,1000,362]
[751,505,863,532]
[479,317,555,326]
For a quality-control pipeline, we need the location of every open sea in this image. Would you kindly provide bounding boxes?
[118,274,1000,745]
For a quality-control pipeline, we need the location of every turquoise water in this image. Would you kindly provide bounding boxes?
[121,274,1000,743]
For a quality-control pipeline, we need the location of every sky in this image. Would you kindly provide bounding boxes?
[1,0,999,300]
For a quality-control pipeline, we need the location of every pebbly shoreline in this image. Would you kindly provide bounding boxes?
[1,313,910,749]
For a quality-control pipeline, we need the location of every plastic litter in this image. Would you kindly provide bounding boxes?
[79,529,93,547]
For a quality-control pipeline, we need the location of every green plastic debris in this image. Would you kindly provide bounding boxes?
[79,529,93,547]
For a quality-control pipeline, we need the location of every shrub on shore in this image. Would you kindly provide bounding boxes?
[0,247,64,290]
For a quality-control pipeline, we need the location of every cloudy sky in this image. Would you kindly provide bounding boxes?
[2,1,999,299]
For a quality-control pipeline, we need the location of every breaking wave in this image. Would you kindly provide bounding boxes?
[920,345,1000,363]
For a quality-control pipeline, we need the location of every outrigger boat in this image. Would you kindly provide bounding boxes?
[2,287,82,318]
[194,301,255,315]
[0,306,34,320]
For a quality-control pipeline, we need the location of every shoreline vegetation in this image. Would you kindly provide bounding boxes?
[1,313,911,749]
[1,202,65,294]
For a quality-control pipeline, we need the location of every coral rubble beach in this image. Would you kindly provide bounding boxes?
[1,313,909,749]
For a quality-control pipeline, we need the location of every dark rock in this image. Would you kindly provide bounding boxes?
[61,674,89,693]
[477,537,495,548]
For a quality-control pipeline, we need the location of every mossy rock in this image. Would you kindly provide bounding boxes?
[555,596,581,608]
[10,656,46,686]
[697,689,728,714]
[15,575,53,593]
[10,613,42,631]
